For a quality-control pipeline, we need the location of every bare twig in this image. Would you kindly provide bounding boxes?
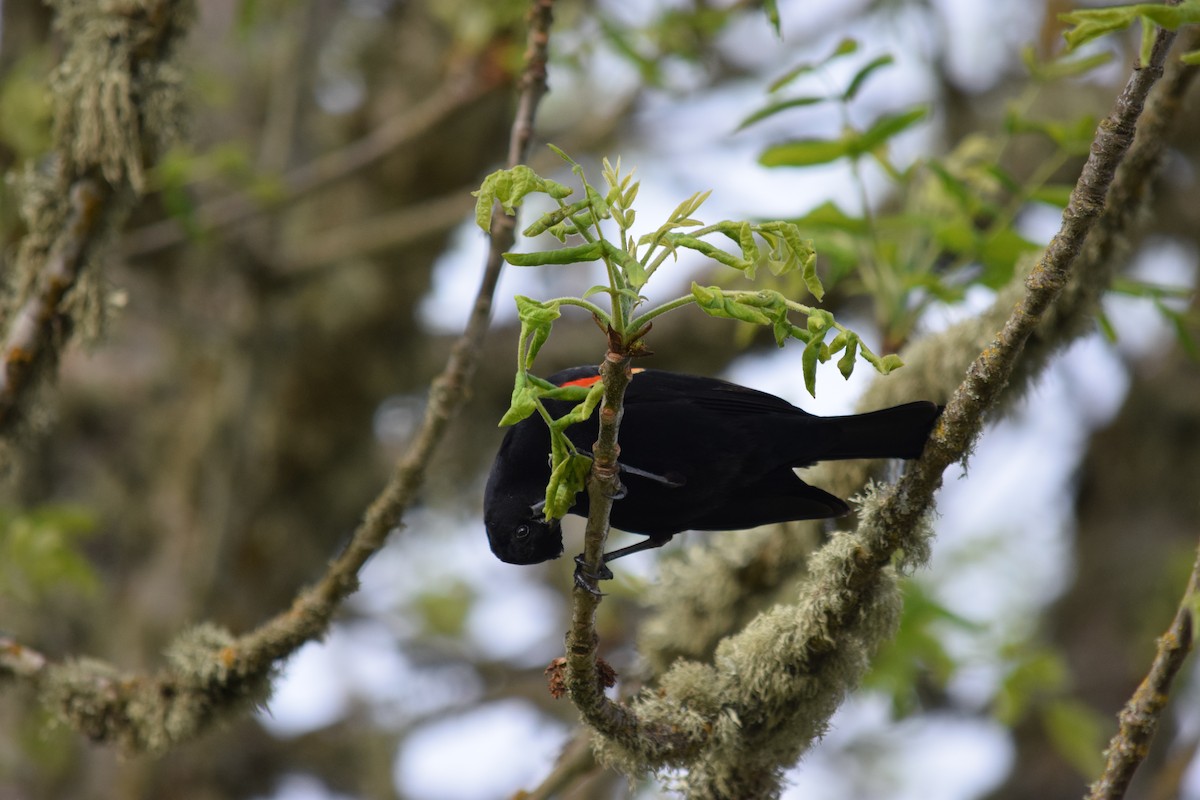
[0,179,110,430]
[522,731,600,800]
[278,185,475,275]
[1085,542,1199,800]
[563,352,703,757]
[0,637,47,681]
[120,72,491,260]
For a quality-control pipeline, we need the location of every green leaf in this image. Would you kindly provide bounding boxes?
[788,230,823,299]
[856,106,929,152]
[1043,699,1108,779]
[1005,111,1098,156]
[843,54,894,101]
[877,353,904,373]
[545,451,592,519]
[503,241,604,267]
[691,283,773,325]
[514,295,561,369]
[1059,7,1138,51]
[1022,46,1114,81]
[522,198,596,237]
[1059,3,1200,52]
[1140,14,1157,67]
[498,373,539,427]
[736,96,826,131]
[762,0,781,35]
[837,335,859,379]
[668,189,712,223]
[472,165,573,233]
[802,339,820,396]
[1031,184,1074,208]
[859,343,905,375]
[1,506,100,602]
[995,648,1068,725]
[768,38,858,92]
[552,380,606,428]
[760,106,927,168]
[760,136,853,167]
[667,235,751,271]
[1157,301,1200,360]
[602,239,649,290]
[737,222,759,274]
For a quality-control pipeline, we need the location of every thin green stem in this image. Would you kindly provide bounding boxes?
[627,294,698,332]
[642,245,675,280]
[641,221,726,281]
[547,296,612,325]
[604,258,627,335]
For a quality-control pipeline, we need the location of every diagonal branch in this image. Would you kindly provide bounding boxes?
[120,72,492,260]
[1085,540,1199,800]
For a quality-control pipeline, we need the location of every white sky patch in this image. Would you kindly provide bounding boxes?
[930,0,1045,92]
[783,693,1013,799]
[258,620,485,737]
[1103,237,1199,359]
[252,773,358,800]
[394,700,570,800]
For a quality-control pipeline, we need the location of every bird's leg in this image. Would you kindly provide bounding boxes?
[600,535,673,564]
[576,448,685,488]
[572,554,613,595]
[572,535,674,593]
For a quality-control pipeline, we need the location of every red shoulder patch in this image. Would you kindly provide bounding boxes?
[557,367,644,389]
[559,375,602,389]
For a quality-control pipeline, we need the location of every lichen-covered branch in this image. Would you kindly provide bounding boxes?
[1085,541,1199,800]
[578,25,1186,797]
[0,0,557,752]
[0,0,195,440]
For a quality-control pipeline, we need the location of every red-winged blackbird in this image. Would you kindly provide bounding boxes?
[484,366,939,569]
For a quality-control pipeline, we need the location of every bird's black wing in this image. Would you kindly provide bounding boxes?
[621,369,810,417]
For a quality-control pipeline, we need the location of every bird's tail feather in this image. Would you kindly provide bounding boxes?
[818,401,941,461]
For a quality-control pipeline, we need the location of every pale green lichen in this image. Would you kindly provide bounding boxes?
[40,623,272,754]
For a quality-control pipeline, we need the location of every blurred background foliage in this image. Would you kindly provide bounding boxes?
[1,1,1198,798]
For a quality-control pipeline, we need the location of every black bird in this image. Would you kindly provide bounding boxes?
[484,366,939,571]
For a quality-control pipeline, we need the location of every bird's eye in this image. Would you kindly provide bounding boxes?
[515,524,531,540]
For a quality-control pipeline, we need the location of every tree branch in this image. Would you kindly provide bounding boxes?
[0,0,557,752]
[1085,541,1199,800]
[563,351,706,760]
[119,71,492,260]
[0,0,194,439]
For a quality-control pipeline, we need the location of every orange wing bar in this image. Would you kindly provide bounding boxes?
[557,368,643,389]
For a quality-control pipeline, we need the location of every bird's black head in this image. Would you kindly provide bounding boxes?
[485,501,564,565]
